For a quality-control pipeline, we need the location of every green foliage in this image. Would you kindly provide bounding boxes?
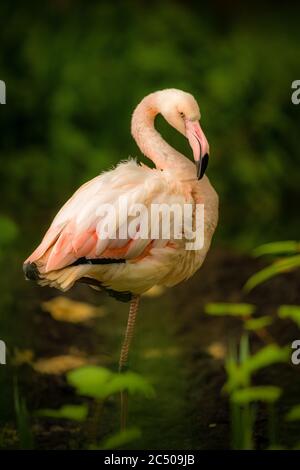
[226,337,253,449]
[225,344,289,393]
[92,427,142,450]
[285,405,300,422]
[207,247,300,449]
[240,343,289,375]
[244,255,300,292]
[231,403,255,450]
[36,397,143,449]
[35,368,148,447]
[207,240,300,449]
[204,302,255,317]
[244,316,273,331]
[14,378,33,449]
[204,302,274,334]
[225,337,285,450]
[278,305,300,327]
[231,386,281,405]
[253,241,300,257]
[36,404,88,422]
[67,366,155,400]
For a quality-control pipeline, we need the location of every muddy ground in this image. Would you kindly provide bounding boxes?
[1,247,300,449]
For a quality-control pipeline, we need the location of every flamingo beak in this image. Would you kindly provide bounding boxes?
[185,120,210,180]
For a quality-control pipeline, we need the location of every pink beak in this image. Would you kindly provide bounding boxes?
[185,120,210,179]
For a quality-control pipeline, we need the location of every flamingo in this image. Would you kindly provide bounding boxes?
[23,88,218,426]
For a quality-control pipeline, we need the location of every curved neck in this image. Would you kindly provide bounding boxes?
[131,92,194,176]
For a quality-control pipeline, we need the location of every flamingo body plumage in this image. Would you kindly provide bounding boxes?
[24,89,219,300]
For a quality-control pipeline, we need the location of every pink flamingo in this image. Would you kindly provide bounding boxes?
[24,89,218,425]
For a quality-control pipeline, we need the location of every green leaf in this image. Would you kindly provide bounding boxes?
[104,372,155,398]
[67,366,155,400]
[224,337,251,392]
[36,404,88,422]
[244,316,273,331]
[244,345,289,374]
[204,303,255,317]
[244,255,300,292]
[225,345,289,392]
[232,386,282,404]
[278,305,300,327]
[67,366,111,398]
[224,362,247,392]
[253,241,300,257]
[92,427,142,450]
[285,405,300,421]
[239,335,250,364]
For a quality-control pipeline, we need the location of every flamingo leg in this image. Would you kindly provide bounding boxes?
[118,294,140,430]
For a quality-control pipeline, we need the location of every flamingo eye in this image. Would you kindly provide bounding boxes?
[179,111,185,118]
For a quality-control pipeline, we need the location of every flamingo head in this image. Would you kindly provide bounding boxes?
[157,89,210,179]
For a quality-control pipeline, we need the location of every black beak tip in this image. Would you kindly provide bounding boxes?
[23,262,40,281]
[197,153,209,180]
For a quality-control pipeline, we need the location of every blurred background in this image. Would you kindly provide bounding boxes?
[0,0,300,450]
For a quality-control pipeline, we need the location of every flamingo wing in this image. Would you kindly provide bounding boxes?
[27,161,188,274]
